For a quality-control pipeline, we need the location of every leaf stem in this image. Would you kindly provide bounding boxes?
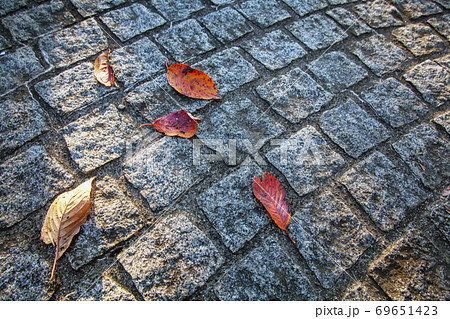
[286,230,295,244]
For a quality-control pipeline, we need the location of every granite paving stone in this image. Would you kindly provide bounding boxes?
[0,46,45,94]
[100,4,165,42]
[236,0,291,28]
[427,196,450,243]
[215,236,317,300]
[199,7,252,44]
[119,213,224,300]
[61,105,137,173]
[2,0,76,42]
[319,98,390,158]
[352,34,407,76]
[155,19,215,62]
[339,151,426,231]
[342,281,388,301]
[0,0,27,16]
[70,0,126,17]
[0,88,48,157]
[391,0,442,19]
[0,35,9,51]
[210,0,234,4]
[307,51,368,93]
[326,7,372,36]
[39,18,108,68]
[0,144,75,229]
[433,110,450,134]
[369,230,450,300]
[282,0,328,16]
[353,0,404,28]
[392,124,450,189]
[66,176,144,270]
[241,30,306,70]
[404,60,450,107]
[392,23,446,56]
[288,191,374,288]
[361,77,427,128]
[435,54,450,69]
[257,68,333,123]
[197,163,270,252]
[149,0,204,21]
[428,14,450,41]
[287,14,347,51]
[327,0,358,4]
[266,126,345,196]
[100,274,137,301]
[432,0,450,9]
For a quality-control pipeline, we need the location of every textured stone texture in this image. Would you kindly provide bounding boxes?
[257,68,333,123]
[100,274,137,301]
[288,191,374,288]
[433,110,450,134]
[0,46,45,94]
[283,0,327,16]
[326,7,371,36]
[0,145,75,229]
[119,213,224,300]
[352,34,407,76]
[0,0,27,16]
[427,196,450,243]
[433,0,450,9]
[101,4,165,41]
[66,176,144,270]
[150,0,204,21]
[39,18,108,68]
[267,126,345,196]
[0,35,9,50]
[369,231,450,300]
[199,7,252,44]
[155,19,215,62]
[353,0,403,28]
[361,78,427,128]
[197,163,270,252]
[340,151,425,231]
[392,0,442,19]
[70,0,126,17]
[342,281,388,301]
[307,51,367,93]
[435,54,450,69]
[319,98,390,158]
[237,0,291,28]
[0,88,48,157]
[35,62,117,113]
[2,0,76,41]
[393,23,446,56]
[287,14,347,51]
[404,60,450,107]
[215,236,317,300]
[61,105,136,173]
[428,14,450,41]
[393,124,450,189]
[241,30,306,70]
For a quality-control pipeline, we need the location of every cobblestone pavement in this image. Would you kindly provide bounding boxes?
[0,0,449,301]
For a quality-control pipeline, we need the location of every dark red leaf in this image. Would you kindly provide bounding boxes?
[140,110,201,138]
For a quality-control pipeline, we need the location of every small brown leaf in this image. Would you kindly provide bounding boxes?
[442,185,450,198]
[94,50,115,87]
[166,63,221,100]
[140,110,201,138]
[41,177,95,281]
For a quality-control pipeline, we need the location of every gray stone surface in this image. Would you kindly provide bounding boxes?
[215,236,317,300]
[433,110,450,134]
[199,7,252,44]
[326,7,372,36]
[392,0,442,19]
[428,14,450,41]
[237,0,291,28]
[241,30,306,70]
[66,176,144,270]
[101,4,165,42]
[210,0,233,4]
[99,274,137,301]
[353,0,404,28]
[319,98,390,158]
[427,196,450,243]
[0,0,27,16]
[39,18,108,68]
[432,0,450,9]
[35,62,117,114]
[307,51,367,93]
[361,78,427,128]
[61,105,136,173]
[197,163,270,252]
[70,0,126,17]
[342,281,388,301]
[150,0,204,21]
[404,60,450,107]
[287,14,347,51]
[0,35,9,50]
[119,213,224,300]
[393,23,446,56]
[328,0,358,3]
[0,46,45,94]
[288,191,374,288]
[267,126,345,196]
[2,0,76,42]
[352,34,407,76]
[257,68,333,123]
[393,124,450,189]
[155,19,215,62]
[369,230,450,300]
[435,54,450,69]
[0,144,75,229]
[283,0,327,16]
[0,88,48,157]
[340,151,425,231]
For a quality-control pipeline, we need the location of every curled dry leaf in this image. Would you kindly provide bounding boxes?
[140,109,201,138]
[94,50,116,87]
[41,177,95,281]
[166,63,221,100]
[252,173,294,243]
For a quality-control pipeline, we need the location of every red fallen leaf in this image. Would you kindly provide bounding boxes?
[94,50,116,87]
[442,185,450,198]
[140,110,201,138]
[166,63,221,100]
[252,173,294,243]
